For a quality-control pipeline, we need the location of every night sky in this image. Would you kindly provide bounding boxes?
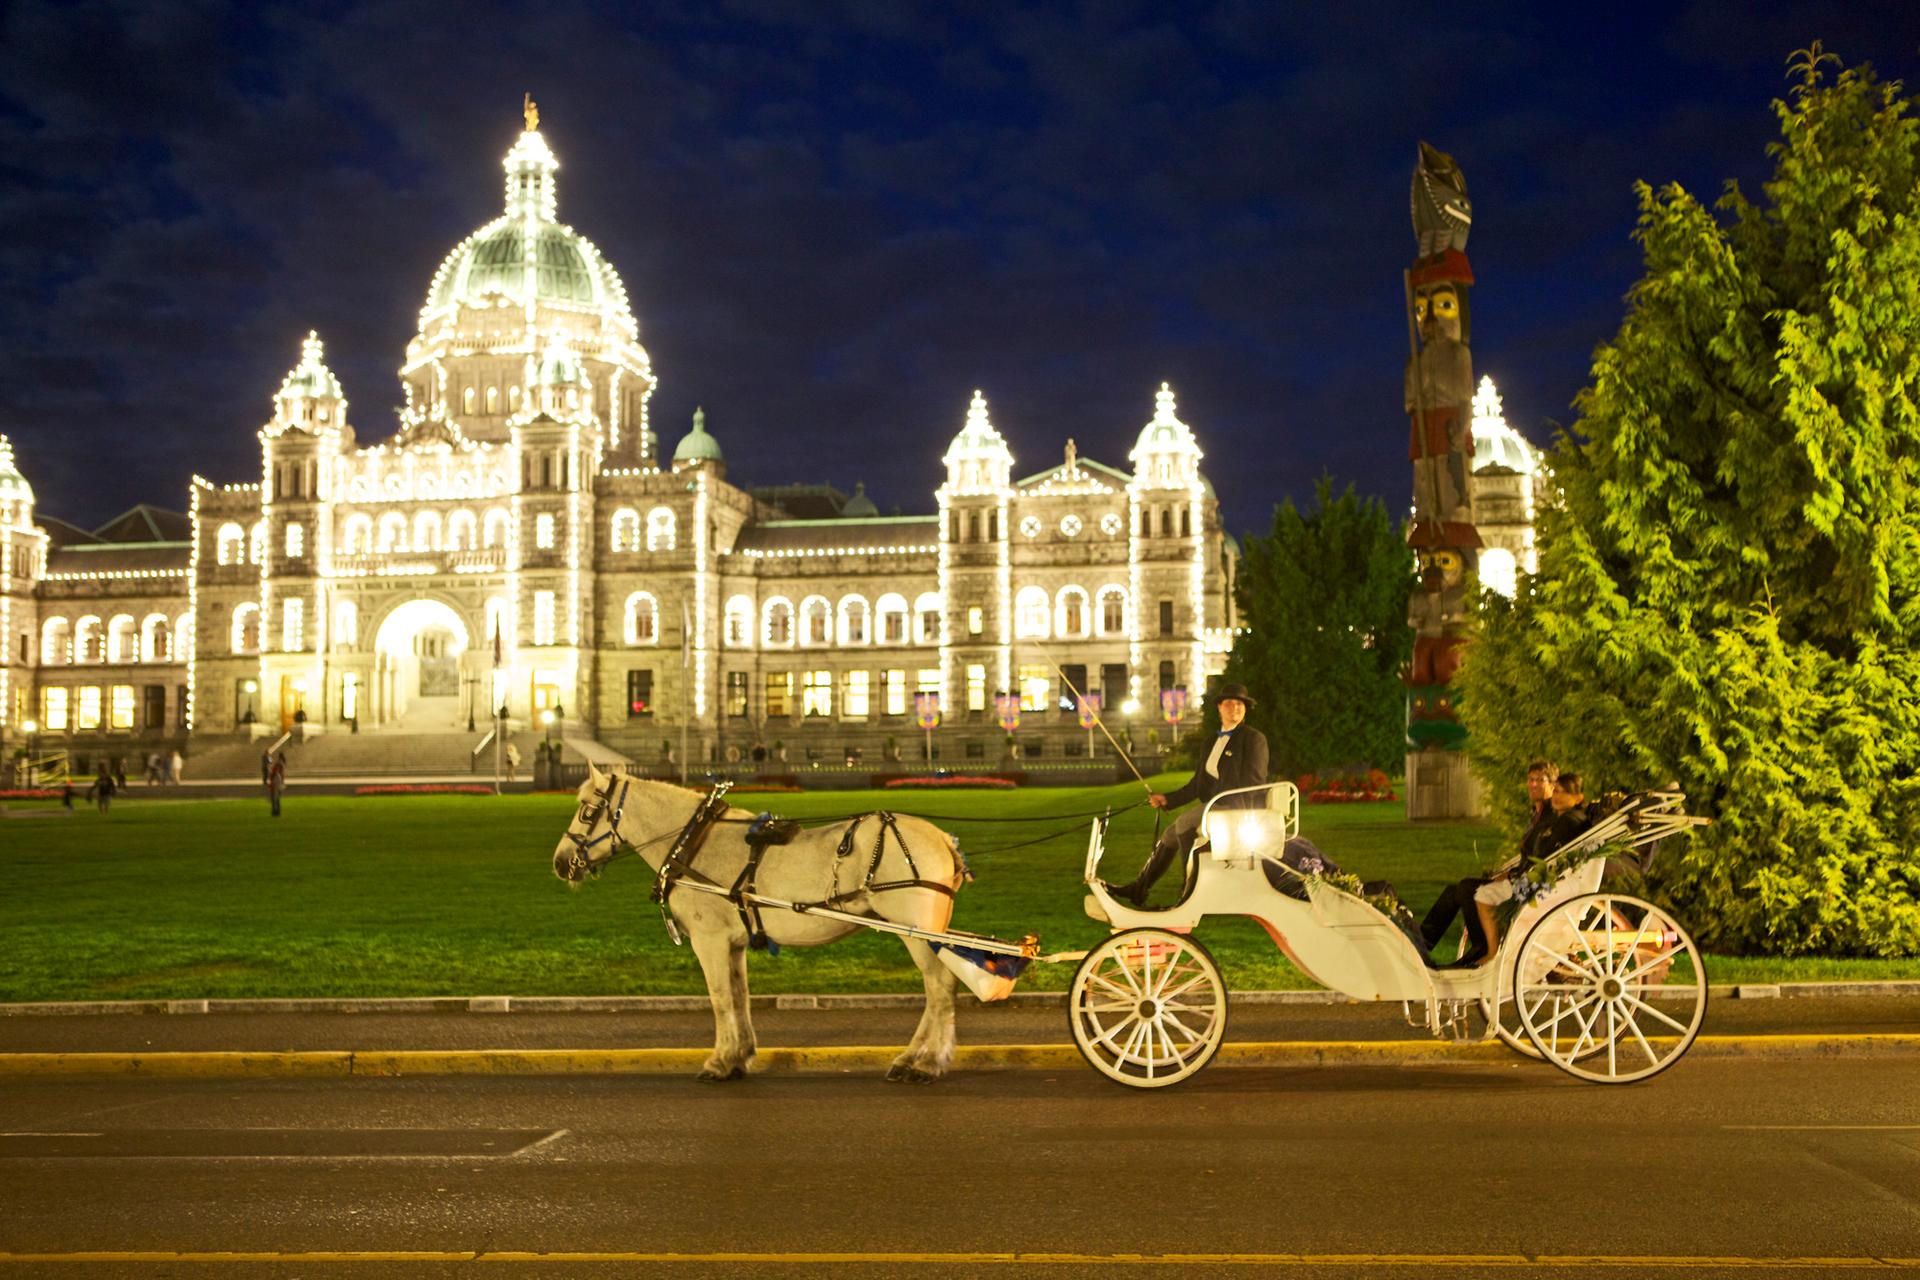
[4,2,1918,537]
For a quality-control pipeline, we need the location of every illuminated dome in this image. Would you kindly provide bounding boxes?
[0,434,31,506]
[1468,376,1538,475]
[672,407,724,464]
[420,121,634,330]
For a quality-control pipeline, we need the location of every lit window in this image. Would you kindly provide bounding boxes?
[801,598,830,646]
[726,671,748,717]
[1020,515,1041,539]
[249,523,265,564]
[77,686,102,731]
[1019,664,1050,713]
[216,522,244,565]
[535,513,556,549]
[1101,512,1123,537]
[967,664,986,713]
[876,594,909,644]
[232,604,261,654]
[883,669,907,716]
[463,386,476,415]
[143,615,171,662]
[1059,514,1082,537]
[626,670,654,717]
[1057,587,1089,638]
[624,593,658,645]
[42,686,69,731]
[611,509,640,552]
[109,685,135,731]
[41,618,71,665]
[282,598,304,651]
[533,591,556,645]
[378,513,407,551]
[725,597,753,647]
[967,606,984,637]
[1098,587,1127,636]
[486,386,499,414]
[483,509,509,548]
[766,671,792,718]
[914,593,942,644]
[646,507,676,551]
[916,668,941,698]
[803,670,832,717]
[414,511,441,551]
[448,510,476,550]
[764,599,793,646]
[1014,586,1050,639]
[76,617,103,662]
[285,522,305,558]
[107,615,136,663]
[343,673,360,721]
[839,597,868,646]
[843,670,870,718]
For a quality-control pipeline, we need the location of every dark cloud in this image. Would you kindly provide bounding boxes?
[2,0,1919,532]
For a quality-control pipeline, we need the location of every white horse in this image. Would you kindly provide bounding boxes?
[551,767,965,1083]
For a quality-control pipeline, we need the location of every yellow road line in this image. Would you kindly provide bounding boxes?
[0,1034,1916,1079]
[0,1251,1915,1267]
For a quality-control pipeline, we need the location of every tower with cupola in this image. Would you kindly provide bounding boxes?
[936,391,1014,717]
[1127,383,1207,713]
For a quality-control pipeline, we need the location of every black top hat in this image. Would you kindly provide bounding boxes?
[1212,683,1257,710]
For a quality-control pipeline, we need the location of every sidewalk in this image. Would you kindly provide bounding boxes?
[3,992,1916,1077]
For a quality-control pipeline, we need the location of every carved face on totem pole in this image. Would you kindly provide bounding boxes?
[1415,284,1465,345]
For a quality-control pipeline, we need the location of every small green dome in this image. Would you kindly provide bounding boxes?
[841,481,877,517]
[0,435,31,506]
[672,407,723,463]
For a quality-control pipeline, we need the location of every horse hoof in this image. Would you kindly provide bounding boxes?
[884,1062,911,1083]
[906,1067,940,1085]
[696,1065,745,1083]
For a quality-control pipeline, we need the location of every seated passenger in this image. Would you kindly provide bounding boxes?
[1468,771,1591,965]
[1102,684,1268,907]
[1421,758,1557,964]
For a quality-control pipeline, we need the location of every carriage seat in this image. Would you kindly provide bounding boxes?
[1259,837,1438,967]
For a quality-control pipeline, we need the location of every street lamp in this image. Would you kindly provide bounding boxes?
[1120,696,1139,754]
[540,707,556,749]
[241,678,258,726]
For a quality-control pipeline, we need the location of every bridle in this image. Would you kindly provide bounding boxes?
[561,772,644,880]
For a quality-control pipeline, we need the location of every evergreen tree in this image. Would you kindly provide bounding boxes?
[1218,475,1412,778]
[1459,49,1920,956]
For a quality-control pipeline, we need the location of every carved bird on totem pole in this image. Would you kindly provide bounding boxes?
[1411,141,1471,257]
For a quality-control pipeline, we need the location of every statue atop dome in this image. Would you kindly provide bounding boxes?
[523,92,539,133]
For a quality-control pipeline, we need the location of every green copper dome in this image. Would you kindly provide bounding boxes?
[426,219,622,312]
[672,408,723,463]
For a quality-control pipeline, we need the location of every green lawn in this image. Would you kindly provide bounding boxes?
[2,782,1914,1001]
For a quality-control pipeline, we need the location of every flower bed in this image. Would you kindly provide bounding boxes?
[0,788,60,800]
[351,784,494,796]
[1295,769,1398,804]
[882,775,1018,790]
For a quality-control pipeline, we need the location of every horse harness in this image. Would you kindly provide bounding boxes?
[633,779,961,950]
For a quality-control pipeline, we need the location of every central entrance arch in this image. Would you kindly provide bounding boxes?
[371,599,473,730]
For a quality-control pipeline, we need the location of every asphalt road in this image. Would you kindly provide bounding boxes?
[1,1056,1918,1279]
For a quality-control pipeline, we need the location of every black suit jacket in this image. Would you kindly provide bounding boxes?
[1164,724,1271,811]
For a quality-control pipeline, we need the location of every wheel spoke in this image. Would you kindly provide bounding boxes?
[1526,935,1601,983]
[1618,940,1684,982]
[1623,992,1694,1035]
[1159,1007,1205,1048]
[1158,969,1212,1004]
[1088,1014,1142,1054]
[1089,971,1135,1003]
[1626,1009,1661,1067]
[1111,953,1147,999]
[1151,957,1198,1000]
[1606,1002,1618,1076]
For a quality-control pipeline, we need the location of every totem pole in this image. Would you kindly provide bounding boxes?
[1402,141,1486,819]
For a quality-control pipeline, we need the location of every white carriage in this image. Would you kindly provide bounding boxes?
[1070,783,1711,1088]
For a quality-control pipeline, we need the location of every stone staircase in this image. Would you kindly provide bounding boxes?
[182,728,626,780]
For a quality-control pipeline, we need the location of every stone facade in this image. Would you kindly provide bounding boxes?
[0,116,1240,775]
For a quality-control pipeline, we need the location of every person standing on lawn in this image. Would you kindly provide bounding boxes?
[504,741,521,782]
[1101,683,1269,907]
[266,753,286,818]
[169,749,183,784]
[89,765,115,815]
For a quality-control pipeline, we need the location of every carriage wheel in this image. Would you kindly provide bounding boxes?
[1516,893,1707,1084]
[1069,928,1227,1089]
[1483,902,1640,1062]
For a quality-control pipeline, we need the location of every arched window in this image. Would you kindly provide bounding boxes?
[216,522,244,566]
[447,509,476,551]
[1056,586,1089,639]
[333,599,358,650]
[1014,586,1050,640]
[486,386,499,414]
[343,514,373,554]
[414,510,442,552]
[875,593,909,645]
[378,513,407,552]
[40,617,71,665]
[1097,586,1128,636]
[483,508,509,548]
[231,604,261,655]
[725,596,754,648]
[75,616,104,663]
[106,614,138,663]
[462,386,476,415]
[535,512,556,550]
[142,614,171,662]
[175,612,193,659]
[249,522,266,564]
[913,592,942,644]
[800,596,831,646]
[610,508,640,552]
[646,507,676,552]
[838,596,869,646]
[763,598,794,647]
[624,592,659,646]
[508,385,521,411]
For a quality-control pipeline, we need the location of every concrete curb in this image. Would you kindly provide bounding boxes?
[4,980,1917,1018]
[2,1034,1917,1079]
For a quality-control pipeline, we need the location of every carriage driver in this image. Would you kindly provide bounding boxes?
[1102,684,1270,907]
